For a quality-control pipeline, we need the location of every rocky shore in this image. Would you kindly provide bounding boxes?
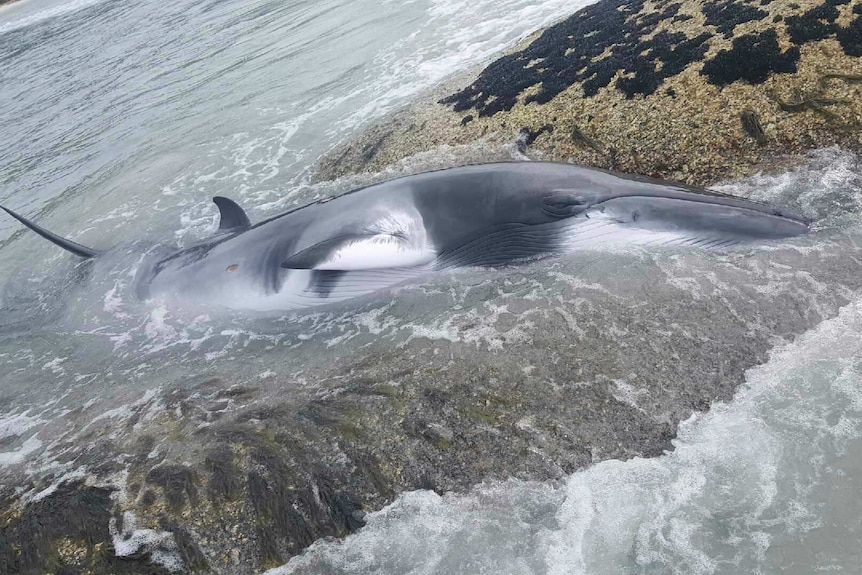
[3,1,862,574]
[318,0,862,186]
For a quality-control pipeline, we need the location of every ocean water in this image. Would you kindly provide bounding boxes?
[1,0,861,573]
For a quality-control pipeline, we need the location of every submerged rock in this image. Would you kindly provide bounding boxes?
[317,0,862,185]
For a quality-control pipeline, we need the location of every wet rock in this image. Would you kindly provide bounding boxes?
[0,482,171,574]
[7,230,862,574]
[424,423,455,445]
[145,464,198,511]
[316,0,862,185]
[741,109,769,144]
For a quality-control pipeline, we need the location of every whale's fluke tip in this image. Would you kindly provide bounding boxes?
[1,204,99,259]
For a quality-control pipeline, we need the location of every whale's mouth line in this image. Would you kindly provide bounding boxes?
[591,194,812,226]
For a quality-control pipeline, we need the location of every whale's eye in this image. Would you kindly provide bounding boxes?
[541,191,591,217]
[226,264,239,272]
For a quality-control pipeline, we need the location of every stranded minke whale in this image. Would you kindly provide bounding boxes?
[1,162,810,311]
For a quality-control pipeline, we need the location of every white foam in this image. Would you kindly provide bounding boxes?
[29,467,89,502]
[41,355,67,374]
[82,387,161,432]
[0,410,43,439]
[103,281,130,318]
[110,511,184,573]
[0,435,43,466]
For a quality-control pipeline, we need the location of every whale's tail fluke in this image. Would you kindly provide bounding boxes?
[1,205,100,258]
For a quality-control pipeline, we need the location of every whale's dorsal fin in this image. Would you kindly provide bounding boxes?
[282,233,435,271]
[213,196,251,231]
[1,205,100,259]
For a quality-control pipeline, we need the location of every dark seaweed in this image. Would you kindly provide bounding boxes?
[703,1,768,37]
[701,30,799,86]
[0,482,171,574]
[838,16,862,56]
[145,464,198,511]
[440,0,861,115]
[204,446,242,502]
[785,0,846,44]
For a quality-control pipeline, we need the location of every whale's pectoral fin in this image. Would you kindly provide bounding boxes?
[282,233,436,271]
[1,205,100,259]
[213,197,251,231]
[302,267,428,299]
[281,236,350,269]
[541,190,596,217]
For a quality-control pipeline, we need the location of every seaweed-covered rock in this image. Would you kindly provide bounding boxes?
[0,482,172,574]
[317,0,862,185]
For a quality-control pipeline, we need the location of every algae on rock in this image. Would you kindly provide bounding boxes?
[317,0,862,186]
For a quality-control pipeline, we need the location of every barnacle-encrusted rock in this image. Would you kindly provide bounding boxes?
[317,0,862,185]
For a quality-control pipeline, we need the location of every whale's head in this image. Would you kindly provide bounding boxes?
[516,162,812,242]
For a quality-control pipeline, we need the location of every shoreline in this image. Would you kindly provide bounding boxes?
[315,0,862,188]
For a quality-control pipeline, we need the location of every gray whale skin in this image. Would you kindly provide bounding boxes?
[2,162,810,312]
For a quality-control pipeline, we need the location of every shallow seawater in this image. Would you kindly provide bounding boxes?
[0,0,587,463]
[1,0,862,573]
[272,291,862,575]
